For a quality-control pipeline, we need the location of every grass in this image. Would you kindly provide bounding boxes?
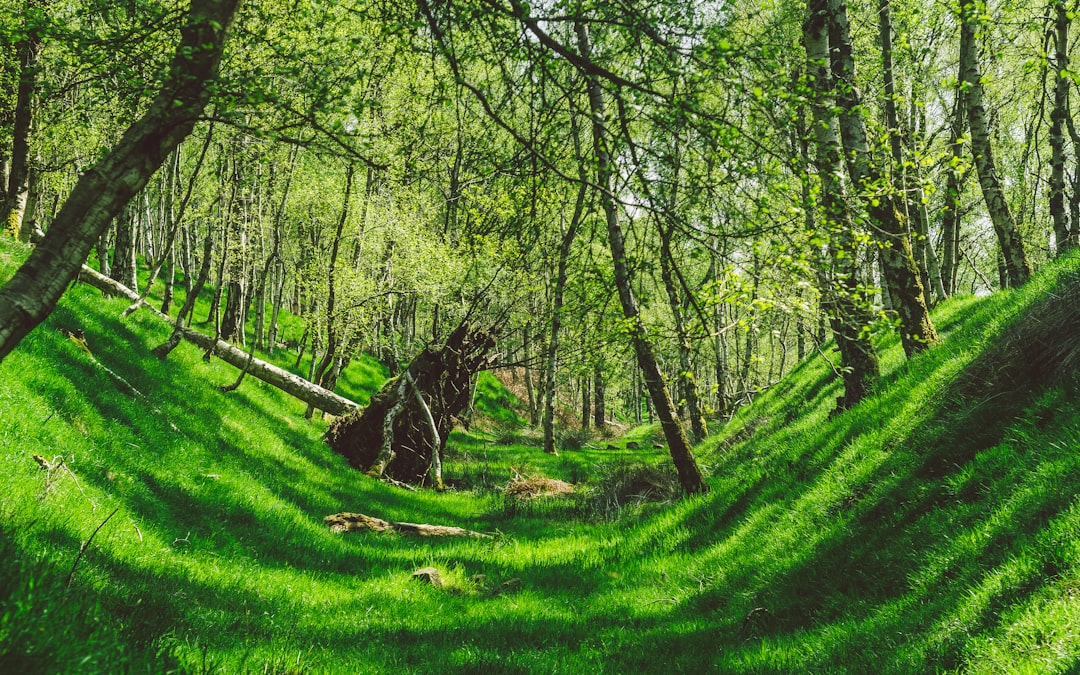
[4,238,1080,672]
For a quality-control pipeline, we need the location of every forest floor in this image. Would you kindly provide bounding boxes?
[4,237,1080,673]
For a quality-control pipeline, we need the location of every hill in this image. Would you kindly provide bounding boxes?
[3,238,1080,673]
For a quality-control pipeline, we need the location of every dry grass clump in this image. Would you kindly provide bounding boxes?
[504,476,576,499]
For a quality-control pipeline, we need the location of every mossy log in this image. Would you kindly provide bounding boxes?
[325,321,495,486]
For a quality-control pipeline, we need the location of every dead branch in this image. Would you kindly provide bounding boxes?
[324,512,491,538]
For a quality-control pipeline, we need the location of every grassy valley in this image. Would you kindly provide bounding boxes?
[3,241,1080,673]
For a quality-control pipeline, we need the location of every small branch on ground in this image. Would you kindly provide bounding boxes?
[65,507,119,589]
[324,512,491,538]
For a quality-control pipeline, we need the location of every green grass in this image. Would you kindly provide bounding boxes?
[5,239,1080,672]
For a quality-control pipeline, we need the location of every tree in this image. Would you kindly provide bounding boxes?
[826,0,938,357]
[3,0,48,241]
[1048,0,1074,255]
[804,0,881,409]
[0,0,242,362]
[576,22,707,495]
[958,0,1032,287]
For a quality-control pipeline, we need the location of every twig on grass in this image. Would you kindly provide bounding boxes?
[65,507,119,589]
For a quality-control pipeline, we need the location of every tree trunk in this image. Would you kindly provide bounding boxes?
[326,322,496,485]
[877,0,946,304]
[205,215,228,327]
[804,0,880,409]
[522,324,537,426]
[220,155,247,343]
[828,0,938,357]
[658,210,707,440]
[940,91,966,297]
[17,164,43,243]
[542,176,584,454]
[111,205,139,292]
[959,1,1032,287]
[593,364,604,431]
[3,0,47,239]
[153,229,214,358]
[310,163,354,394]
[577,22,707,494]
[1050,0,1073,255]
[581,372,591,430]
[77,263,357,415]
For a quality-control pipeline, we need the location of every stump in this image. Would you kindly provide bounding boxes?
[325,322,496,486]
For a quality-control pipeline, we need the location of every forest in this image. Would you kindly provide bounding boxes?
[3,0,1080,671]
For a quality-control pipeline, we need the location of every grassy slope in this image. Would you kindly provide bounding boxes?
[2,238,1080,673]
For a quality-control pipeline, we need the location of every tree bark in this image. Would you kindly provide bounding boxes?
[827,0,938,357]
[959,0,1032,287]
[877,0,945,304]
[593,364,604,430]
[804,0,880,409]
[111,205,139,292]
[542,175,584,454]
[940,91,966,297]
[153,228,214,358]
[0,0,242,362]
[310,163,354,395]
[522,323,537,427]
[581,372,591,430]
[577,22,707,494]
[220,154,247,343]
[4,0,47,239]
[1050,0,1073,255]
[659,227,706,441]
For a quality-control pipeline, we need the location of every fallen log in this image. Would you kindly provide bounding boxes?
[77,265,360,417]
[324,512,491,538]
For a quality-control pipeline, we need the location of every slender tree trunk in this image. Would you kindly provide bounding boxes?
[659,226,707,441]
[577,22,707,494]
[940,92,966,296]
[877,0,946,304]
[1066,84,1080,248]
[111,205,139,292]
[220,155,247,343]
[17,164,42,243]
[804,0,880,409]
[310,163,354,390]
[542,177,584,453]
[153,228,215,358]
[522,324,537,427]
[1050,0,1073,255]
[593,364,604,431]
[0,0,241,361]
[828,0,937,356]
[959,0,1032,287]
[581,372,591,430]
[268,259,285,354]
[95,228,112,278]
[4,0,47,239]
[205,198,229,326]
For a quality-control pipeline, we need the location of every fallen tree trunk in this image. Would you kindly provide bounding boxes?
[326,321,496,486]
[77,265,359,417]
[324,512,491,538]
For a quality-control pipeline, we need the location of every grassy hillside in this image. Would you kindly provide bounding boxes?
[3,238,1080,673]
